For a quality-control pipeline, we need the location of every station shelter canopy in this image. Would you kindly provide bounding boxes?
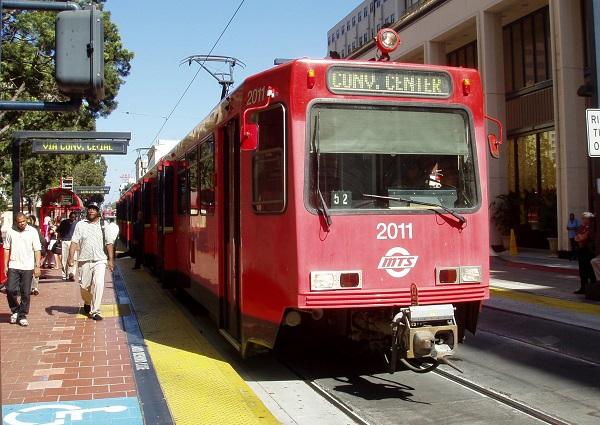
[40,187,84,223]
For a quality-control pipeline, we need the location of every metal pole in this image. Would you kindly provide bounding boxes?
[12,134,21,215]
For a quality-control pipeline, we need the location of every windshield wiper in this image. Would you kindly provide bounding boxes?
[363,193,467,224]
[314,113,332,229]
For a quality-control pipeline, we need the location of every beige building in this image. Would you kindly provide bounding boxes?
[329,0,593,253]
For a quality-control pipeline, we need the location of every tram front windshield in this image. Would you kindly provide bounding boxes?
[309,105,478,211]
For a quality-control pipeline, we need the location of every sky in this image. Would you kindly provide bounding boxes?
[97,0,355,204]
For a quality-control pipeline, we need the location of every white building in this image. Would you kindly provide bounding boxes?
[147,139,179,169]
[328,0,592,253]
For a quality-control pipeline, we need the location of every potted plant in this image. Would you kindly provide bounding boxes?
[490,191,521,250]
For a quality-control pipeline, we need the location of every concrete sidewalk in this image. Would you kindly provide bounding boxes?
[489,247,600,331]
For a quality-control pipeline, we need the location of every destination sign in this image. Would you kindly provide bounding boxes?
[327,66,452,98]
[74,186,111,194]
[32,140,128,155]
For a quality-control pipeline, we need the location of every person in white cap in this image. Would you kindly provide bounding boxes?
[67,202,114,320]
[574,212,596,294]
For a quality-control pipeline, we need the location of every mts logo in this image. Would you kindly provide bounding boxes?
[378,247,418,278]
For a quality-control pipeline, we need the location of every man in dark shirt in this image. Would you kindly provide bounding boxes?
[132,211,144,270]
[57,211,79,281]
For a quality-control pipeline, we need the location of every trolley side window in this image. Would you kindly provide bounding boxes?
[200,136,215,215]
[164,165,175,230]
[132,189,140,222]
[153,180,159,216]
[251,104,286,213]
[142,181,152,225]
[177,157,187,215]
[309,105,477,212]
[188,147,199,216]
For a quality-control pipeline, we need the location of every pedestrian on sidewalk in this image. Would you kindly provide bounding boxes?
[57,211,78,281]
[44,228,57,269]
[3,212,42,326]
[67,203,114,321]
[566,212,581,260]
[106,218,119,258]
[26,215,46,296]
[574,212,596,294]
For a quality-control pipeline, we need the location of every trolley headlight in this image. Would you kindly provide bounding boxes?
[376,28,400,53]
[460,266,482,283]
[436,266,482,284]
[310,271,362,290]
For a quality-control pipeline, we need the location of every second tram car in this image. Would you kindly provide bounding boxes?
[118,30,501,373]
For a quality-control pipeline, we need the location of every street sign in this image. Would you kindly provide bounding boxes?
[586,109,600,157]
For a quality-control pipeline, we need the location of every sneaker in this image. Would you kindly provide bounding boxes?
[10,313,18,324]
[31,289,39,296]
[69,273,75,281]
[83,304,91,315]
[19,318,29,327]
[574,289,585,294]
[91,314,103,321]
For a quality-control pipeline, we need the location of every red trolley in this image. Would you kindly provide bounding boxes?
[118,30,501,373]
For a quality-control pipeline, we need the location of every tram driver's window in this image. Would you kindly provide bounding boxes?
[252,104,286,213]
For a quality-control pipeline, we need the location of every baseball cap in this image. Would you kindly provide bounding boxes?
[87,202,100,211]
[582,212,595,218]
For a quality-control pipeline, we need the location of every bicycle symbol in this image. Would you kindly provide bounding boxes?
[4,404,128,425]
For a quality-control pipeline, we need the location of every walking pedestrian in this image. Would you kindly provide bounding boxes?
[57,211,79,281]
[566,212,581,260]
[3,212,42,326]
[67,203,114,320]
[26,214,45,296]
[574,212,596,294]
[43,228,57,269]
[106,218,119,258]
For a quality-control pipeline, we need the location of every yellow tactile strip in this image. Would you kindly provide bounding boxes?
[77,303,132,318]
[118,262,278,425]
[490,287,600,316]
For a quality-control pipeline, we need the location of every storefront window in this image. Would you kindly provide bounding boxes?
[507,130,556,229]
[507,131,556,194]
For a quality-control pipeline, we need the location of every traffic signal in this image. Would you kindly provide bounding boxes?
[55,5,105,102]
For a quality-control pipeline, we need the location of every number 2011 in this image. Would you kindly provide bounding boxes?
[376,223,413,240]
[246,86,266,106]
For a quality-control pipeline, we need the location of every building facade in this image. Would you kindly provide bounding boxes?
[329,0,593,252]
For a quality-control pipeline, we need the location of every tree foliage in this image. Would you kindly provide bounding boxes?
[0,1,133,212]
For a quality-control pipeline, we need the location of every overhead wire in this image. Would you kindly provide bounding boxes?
[149,0,246,145]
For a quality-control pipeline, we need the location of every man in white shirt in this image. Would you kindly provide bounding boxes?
[107,218,119,258]
[3,212,42,326]
[67,203,114,320]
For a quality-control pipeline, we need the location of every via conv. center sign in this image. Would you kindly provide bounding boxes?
[32,139,128,154]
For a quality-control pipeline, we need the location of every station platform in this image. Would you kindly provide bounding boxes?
[490,247,600,331]
[1,247,598,424]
